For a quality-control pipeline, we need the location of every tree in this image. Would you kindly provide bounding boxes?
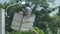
[48,16,60,34]
[48,6,60,34]
[3,0,55,34]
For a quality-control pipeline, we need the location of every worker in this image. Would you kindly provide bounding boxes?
[23,3,32,16]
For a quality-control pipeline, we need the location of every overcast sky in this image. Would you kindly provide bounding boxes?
[0,0,9,3]
[49,0,60,16]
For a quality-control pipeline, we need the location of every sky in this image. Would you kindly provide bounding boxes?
[49,0,60,8]
[0,0,60,16]
[0,0,9,3]
[49,0,60,16]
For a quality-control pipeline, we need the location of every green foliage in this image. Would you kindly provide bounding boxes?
[34,27,44,34]
[11,31,33,34]
[6,27,44,34]
[11,31,22,34]
[57,6,60,16]
[48,16,60,34]
[0,3,3,8]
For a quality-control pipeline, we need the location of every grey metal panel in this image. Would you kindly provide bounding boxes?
[11,12,35,31]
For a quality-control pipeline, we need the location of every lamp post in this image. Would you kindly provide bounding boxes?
[0,8,5,34]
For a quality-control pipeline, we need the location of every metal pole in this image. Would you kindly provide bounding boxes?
[19,12,24,31]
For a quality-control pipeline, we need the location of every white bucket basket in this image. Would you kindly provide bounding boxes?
[11,11,35,31]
